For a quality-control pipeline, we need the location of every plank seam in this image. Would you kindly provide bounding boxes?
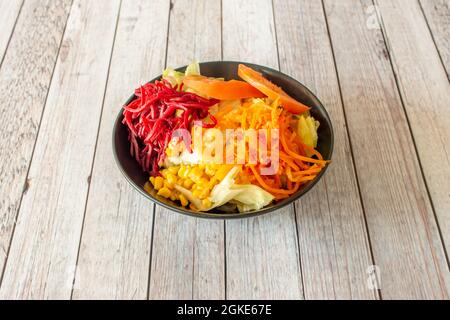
[220,0,228,302]
[146,204,157,300]
[269,0,306,299]
[373,0,450,274]
[292,204,306,299]
[0,0,75,291]
[147,0,172,299]
[417,0,450,80]
[271,0,305,300]
[223,220,227,300]
[0,0,24,72]
[69,0,124,300]
[320,0,381,300]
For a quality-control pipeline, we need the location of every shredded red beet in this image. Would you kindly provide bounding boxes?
[122,80,218,176]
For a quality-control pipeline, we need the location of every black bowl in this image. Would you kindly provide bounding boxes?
[112,61,334,219]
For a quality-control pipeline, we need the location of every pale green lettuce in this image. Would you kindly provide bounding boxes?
[208,167,275,212]
[162,61,200,88]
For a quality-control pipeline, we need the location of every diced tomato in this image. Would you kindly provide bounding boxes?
[238,64,310,114]
[183,76,265,100]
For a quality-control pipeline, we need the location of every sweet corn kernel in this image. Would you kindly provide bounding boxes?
[168,166,179,175]
[157,187,171,198]
[170,194,178,201]
[199,188,210,199]
[178,166,189,179]
[164,180,175,189]
[154,176,164,190]
[199,177,209,186]
[208,177,219,189]
[215,165,232,181]
[205,165,216,177]
[202,198,212,208]
[160,169,168,178]
[179,194,188,207]
[166,173,177,186]
[192,189,202,199]
[183,178,194,189]
[189,167,204,184]
[149,176,155,185]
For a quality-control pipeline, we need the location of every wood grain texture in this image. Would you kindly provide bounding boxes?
[0,0,120,299]
[72,0,169,300]
[323,0,449,299]
[222,0,303,299]
[148,0,225,300]
[273,0,375,299]
[375,0,450,255]
[0,0,23,64]
[419,0,450,78]
[0,0,72,285]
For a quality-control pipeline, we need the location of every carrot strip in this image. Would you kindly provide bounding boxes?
[249,165,294,195]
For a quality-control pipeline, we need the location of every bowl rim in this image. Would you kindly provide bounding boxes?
[112,60,334,219]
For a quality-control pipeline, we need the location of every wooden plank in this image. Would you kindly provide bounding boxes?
[375,0,450,255]
[419,0,450,78]
[222,0,303,299]
[0,0,72,286]
[148,0,225,300]
[72,0,169,300]
[0,0,23,64]
[0,0,120,299]
[323,0,449,299]
[273,0,376,299]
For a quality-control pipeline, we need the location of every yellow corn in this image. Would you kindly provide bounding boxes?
[189,167,204,184]
[168,166,179,175]
[164,180,174,189]
[153,165,223,204]
[157,187,171,198]
[202,198,212,208]
[205,165,216,177]
[179,194,188,207]
[207,177,218,189]
[166,172,177,186]
[183,178,194,189]
[199,188,210,200]
[153,176,164,190]
[178,166,189,179]
[192,189,204,199]
[215,165,232,181]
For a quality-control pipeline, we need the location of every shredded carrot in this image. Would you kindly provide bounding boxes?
[249,165,294,195]
[214,97,329,198]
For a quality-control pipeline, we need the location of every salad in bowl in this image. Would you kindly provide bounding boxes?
[117,62,331,215]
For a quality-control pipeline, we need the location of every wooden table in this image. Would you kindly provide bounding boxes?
[0,0,448,300]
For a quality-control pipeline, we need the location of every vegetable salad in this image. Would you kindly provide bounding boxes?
[122,62,328,213]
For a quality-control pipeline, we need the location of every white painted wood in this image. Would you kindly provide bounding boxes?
[0,0,23,64]
[0,0,121,299]
[273,0,376,299]
[222,0,303,299]
[0,0,71,285]
[419,0,450,77]
[148,0,225,300]
[323,0,449,299]
[376,0,450,256]
[72,0,169,300]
